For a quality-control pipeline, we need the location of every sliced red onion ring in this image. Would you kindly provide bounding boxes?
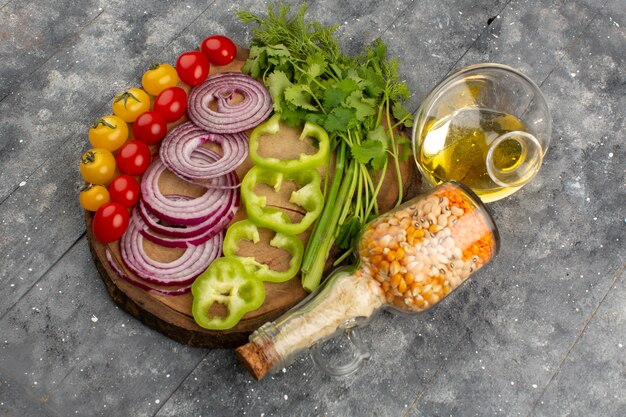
[140,157,238,225]
[106,250,193,296]
[160,121,249,182]
[169,147,242,190]
[188,72,272,133]
[134,193,238,248]
[119,215,222,286]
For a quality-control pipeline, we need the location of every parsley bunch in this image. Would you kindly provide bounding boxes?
[238,3,414,291]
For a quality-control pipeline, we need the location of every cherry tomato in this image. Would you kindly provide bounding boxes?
[79,185,110,212]
[88,115,128,151]
[132,111,167,145]
[142,63,179,96]
[112,88,150,123]
[116,141,151,176]
[200,35,237,66]
[107,175,140,208]
[80,148,116,185]
[93,202,130,243]
[154,87,188,122]
[176,51,210,86]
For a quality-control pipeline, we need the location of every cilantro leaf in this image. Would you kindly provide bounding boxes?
[322,77,361,112]
[350,125,390,169]
[305,52,327,78]
[284,85,319,111]
[336,77,360,96]
[323,86,349,110]
[280,103,309,127]
[370,147,389,170]
[266,70,292,112]
[241,45,267,78]
[366,125,388,146]
[359,67,385,97]
[305,112,327,127]
[346,91,376,121]
[351,140,386,170]
[392,101,414,127]
[265,44,291,58]
[324,107,355,132]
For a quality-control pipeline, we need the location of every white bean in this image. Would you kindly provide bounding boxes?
[426,196,439,207]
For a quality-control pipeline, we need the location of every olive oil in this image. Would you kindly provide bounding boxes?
[418,108,531,202]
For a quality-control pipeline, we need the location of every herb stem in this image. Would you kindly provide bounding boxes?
[302,157,356,292]
[301,142,346,276]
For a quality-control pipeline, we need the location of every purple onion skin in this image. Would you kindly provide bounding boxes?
[187,72,272,134]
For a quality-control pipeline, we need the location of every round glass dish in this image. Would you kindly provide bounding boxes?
[412,64,551,202]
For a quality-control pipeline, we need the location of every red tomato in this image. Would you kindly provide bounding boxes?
[108,175,140,208]
[132,111,167,145]
[200,35,237,66]
[93,202,129,243]
[116,141,151,176]
[154,87,188,122]
[176,51,210,86]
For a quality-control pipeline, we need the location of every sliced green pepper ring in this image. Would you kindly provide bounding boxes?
[241,166,324,236]
[249,114,330,173]
[223,219,304,283]
[191,257,265,330]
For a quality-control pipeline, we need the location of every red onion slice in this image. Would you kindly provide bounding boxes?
[106,250,193,296]
[140,157,238,225]
[160,121,249,182]
[188,72,272,133]
[134,194,238,248]
[119,216,222,286]
[173,147,242,190]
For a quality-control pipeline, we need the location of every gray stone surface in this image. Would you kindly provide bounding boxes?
[532,272,625,417]
[0,0,624,416]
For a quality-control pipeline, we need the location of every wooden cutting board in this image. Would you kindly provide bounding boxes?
[85,47,420,348]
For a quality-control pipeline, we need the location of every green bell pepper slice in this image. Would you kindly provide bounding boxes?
[191,257,265,330]
[249,114,330,173]
[223,219,304,283]
[241,166,324,236]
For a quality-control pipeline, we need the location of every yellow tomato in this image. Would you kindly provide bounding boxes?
[112,88,150,122]
[88,115,129,151]
[79,185,110,212]
[80,148,116,185]
[142,63,179,96]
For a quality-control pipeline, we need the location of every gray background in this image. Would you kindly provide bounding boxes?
[0,0,624,416]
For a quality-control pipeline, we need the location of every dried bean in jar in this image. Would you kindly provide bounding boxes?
[358,182,498,313]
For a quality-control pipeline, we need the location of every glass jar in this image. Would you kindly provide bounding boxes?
[236,181,500,379]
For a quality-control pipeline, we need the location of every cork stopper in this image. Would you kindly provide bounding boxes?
[235,341,275,380]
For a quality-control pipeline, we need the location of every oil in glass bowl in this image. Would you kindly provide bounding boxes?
[418,107,534,202]
[412,64,552,203]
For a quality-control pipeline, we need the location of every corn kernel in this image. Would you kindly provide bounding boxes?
[390,274,402,287]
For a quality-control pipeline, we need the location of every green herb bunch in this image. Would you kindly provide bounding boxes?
[238,3,414,291]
